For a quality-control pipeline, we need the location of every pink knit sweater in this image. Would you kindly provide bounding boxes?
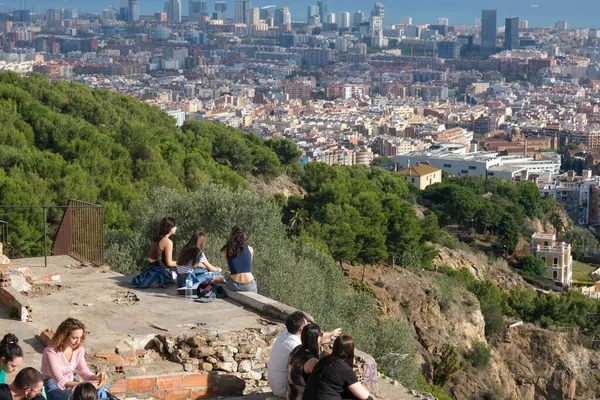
[41,346,94,390]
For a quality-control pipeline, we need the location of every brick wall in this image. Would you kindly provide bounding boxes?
[108,372,245,400]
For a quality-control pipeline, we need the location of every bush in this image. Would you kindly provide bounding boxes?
[431,344,463,387]
[350,280,377,298]
[466,341,491,369]
[105,185,420,387]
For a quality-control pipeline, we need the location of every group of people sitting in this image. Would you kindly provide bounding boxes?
[1,318,110,400]
[140,217,257,293]
[268,311,373,400]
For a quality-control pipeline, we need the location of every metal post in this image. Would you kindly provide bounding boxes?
[43,206,47,268]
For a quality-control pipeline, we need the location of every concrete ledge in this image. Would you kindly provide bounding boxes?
[224,290,311,322]
[0,285,32,322]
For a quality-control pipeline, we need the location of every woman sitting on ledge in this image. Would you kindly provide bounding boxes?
[221,225,257,293]
[41,318,107,400]
[287,323,322,400]
[176,231,224,288]
[148,217,177,270]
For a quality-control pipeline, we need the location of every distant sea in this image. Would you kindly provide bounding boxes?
[32,0,600,28]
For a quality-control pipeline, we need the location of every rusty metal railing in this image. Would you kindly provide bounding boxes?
[52,200,104,266]
[0,200,103,267]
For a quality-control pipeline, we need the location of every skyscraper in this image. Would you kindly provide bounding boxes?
[325,12,335,24]
[235,0,251,23]
[481,9,497,54]
[128,0,140,21]
[340,11,350,29]
[317,0,328,23]
[371,2,384,22]
[353,10,364,27]
[436,17,448,26]
[189,0,208,22]
[214,1,227,20]
[399,16,412,25]
[504,17,519,50]
[248,7,260,25]
[167,0,182,22]
[307,5,320,22]
[274,7,291,25]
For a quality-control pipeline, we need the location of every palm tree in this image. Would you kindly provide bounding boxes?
[550,212,564,237]
[288,208,309,235]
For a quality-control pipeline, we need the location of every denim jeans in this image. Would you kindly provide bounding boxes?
[44,379,108,400]
[176,270,222,288]
[225,278,257,293]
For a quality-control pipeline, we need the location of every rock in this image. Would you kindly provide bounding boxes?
[206,356,218,364]
[227,345,239,354]
[215,361,235,373]
[187,336,206,348]
[238,360,252,373]
[260,326,278,336]
[197,346,216,357]
[115,342,134,356]
[183,362,193,371]
[152,337,165,353]
[240,371,263,381]
[200,362,213,371]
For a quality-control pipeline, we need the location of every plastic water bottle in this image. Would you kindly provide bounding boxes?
[185,273,194,300]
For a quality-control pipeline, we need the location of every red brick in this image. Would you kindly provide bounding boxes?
[191,388,215,399]
[182,374,208,388]
[122,355,137,364]
[95,353,122,362]
[39,330,54,346]
[156,375,183,390]
[127,378,155,392]
[108,379,127,395]
[164,389,191,400]
[152,390,167,399]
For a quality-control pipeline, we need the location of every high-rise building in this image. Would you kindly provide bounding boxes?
[438,40,461,59]
[371,2,384,22]
[504,16,519,50]
[555,20,567,30]
[63,8,78,19]
[317,0,328,23]
[128,0,140,21]
[481,9,497,54]
[325,12,335,24]
[370,15,383,36]
[259,7,270,20]
[436,17,448,26]
[353,10,365,27]
[307,5,319,22]
[399,16,412,25]
[189,0,208,22]
[274,7,290,25]
[167,0,182,22]
[13,9,31,22]
[339,11,350,28]
[214,1,227,20]
[235,0,251,23]
[518,19,528,29]
[475,18,481,28]
[248,7,260,25]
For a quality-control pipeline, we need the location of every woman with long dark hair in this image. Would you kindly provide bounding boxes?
[71,383,98,400]
[176,231,224,288]
[0,334,23,384]
[221,225,257,293]
[303,336,372,400]
[287,323,322,400]
[148,217,177,269]
[41,318,107,400]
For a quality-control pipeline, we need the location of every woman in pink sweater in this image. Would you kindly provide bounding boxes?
[41,318,107,400]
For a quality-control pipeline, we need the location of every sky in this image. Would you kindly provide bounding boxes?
[25,0,600,28]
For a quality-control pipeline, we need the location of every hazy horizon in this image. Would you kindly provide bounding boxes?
[23,0,600,28]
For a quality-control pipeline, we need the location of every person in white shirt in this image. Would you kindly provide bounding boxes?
[267,311,341,397]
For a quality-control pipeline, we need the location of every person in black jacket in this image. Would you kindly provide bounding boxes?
[0,367,44,400]
[302,336,372,400]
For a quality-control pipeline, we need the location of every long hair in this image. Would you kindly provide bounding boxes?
[153,217,176,242]
[300,323,322,359]
[0,333,23,363]
[50,318,87,352]
[177,232,207,266]
[72,383,99,400]
[221,225,247,258]
[331,335,355,368]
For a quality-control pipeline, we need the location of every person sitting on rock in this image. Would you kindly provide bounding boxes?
[0,334,23,384]
[268,311,341,398]
[303,336,372,400]
[287,323,322,400]
[0,367,44,400]
[221,225,257,293]
[176,231,224,288]
[40,318,107,400]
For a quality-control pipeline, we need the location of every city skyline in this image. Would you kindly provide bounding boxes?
[21,0,600,28]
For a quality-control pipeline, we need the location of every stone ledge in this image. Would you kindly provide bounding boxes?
[223,290,308,322]
[0,285,32,322]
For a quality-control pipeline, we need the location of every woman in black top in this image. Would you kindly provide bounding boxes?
[287,323,322,400]
[302,336,372,400]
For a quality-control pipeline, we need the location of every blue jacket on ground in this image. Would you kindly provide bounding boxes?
[131,265,171,288]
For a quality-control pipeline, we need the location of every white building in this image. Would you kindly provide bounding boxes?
[530,232,573,287]
[166,109,186,127]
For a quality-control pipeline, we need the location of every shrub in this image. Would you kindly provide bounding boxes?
[350,280,377,298]
[466,341,491,369]
[431,344,463,387]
